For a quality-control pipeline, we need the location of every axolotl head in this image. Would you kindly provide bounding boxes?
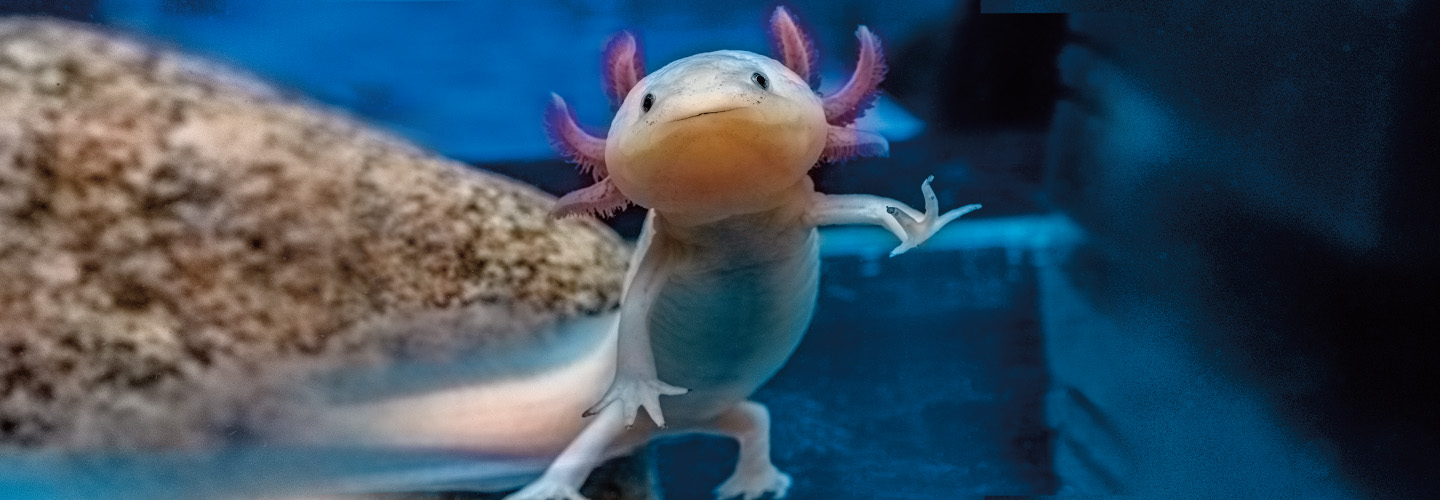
[545,6,889,224]
[605,51,825,218]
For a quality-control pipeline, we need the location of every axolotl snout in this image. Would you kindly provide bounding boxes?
[603,51,826,223]
[506,6,983,500]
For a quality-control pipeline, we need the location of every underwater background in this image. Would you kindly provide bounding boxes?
[1,0,1436,499]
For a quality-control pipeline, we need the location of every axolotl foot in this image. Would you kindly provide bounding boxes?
[584,374,689,429]
[885,176,982,257]
[715,463,793,500]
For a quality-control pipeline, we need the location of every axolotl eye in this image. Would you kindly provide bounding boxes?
[642,93,654,113]
[751,72,769,90]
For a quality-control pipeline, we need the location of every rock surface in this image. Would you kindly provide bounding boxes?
[0,17,629,452]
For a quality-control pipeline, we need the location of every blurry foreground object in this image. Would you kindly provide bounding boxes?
[0,17,645,499]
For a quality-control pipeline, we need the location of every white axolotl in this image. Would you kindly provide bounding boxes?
[506,6,982,500]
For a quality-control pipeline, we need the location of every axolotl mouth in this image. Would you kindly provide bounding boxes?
[676,108,742,121]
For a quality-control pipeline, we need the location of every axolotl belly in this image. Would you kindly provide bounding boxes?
[646,205,820,423]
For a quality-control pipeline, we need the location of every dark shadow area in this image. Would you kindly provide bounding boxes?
[1044,1,1439,497]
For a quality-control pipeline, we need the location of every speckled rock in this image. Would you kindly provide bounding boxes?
[0,18,630,451]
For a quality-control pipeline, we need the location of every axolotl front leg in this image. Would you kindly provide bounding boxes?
[809,176,983,256]
[584,225,689,429]
[503,218,687,500]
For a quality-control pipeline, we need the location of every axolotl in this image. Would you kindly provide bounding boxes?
[287,7,978,500]
[505,7,981,500]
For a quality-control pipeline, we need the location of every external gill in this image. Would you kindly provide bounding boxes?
[769,7,819,88]
[544,93,633,219]
[821,26,887,127]
[602,32,645,110]
[543,94,606,180]
[542,28,654,219]
[770,5,888,125]
[770,7,889,164]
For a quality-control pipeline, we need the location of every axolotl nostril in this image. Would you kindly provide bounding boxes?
[518,6,984,500]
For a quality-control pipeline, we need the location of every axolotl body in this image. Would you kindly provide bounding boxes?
[302,7,979,500]
[507,7,981,500]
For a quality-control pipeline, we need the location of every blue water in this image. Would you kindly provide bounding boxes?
[96,0,954,164]
[6,0,1433,498]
